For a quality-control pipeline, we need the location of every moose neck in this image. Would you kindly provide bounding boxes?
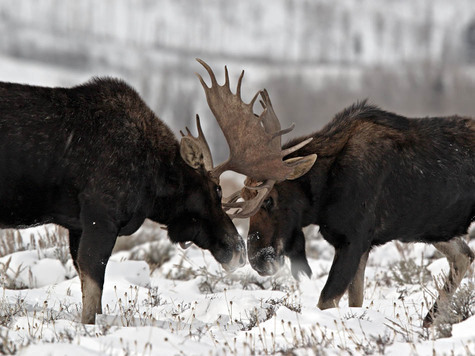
[282,123,351,228]
[150,145,217,227]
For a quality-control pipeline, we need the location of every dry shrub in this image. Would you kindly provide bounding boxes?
[391,258,432,287]
[433,280,475,338]
[0,225,69,258]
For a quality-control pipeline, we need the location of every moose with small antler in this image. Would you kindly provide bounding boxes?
[192,59,474,328]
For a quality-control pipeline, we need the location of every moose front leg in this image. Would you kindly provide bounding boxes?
[68,229,81,276]
[423,236,474,327]
[318,242,368,310]
[76,203,118,324]
[286,230,312,280]
[347,250,369,307]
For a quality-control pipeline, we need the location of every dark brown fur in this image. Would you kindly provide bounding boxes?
[0,77,245,324]
[247,100,474,326]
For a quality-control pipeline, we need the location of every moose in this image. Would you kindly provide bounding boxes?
[225,90,474,327]
[0,59,291,324]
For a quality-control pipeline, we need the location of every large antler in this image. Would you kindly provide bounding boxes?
[223,89,317,218]
[195,59,317,218]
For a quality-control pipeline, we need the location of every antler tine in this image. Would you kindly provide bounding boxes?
[224,184,273,219]
[260,88,271,102]
[196,58,219,88]
[179,126,194,137]
[236,70,244,99]
[281,137,313,157]
[224,66,230,87]
[259,90,295,135]
[249,90,260,108]
[271,123,295,140]
[195,114,206,140]
[258,90,285,139]
[259,89,274,111]
[222,178,276,219]
[222,190,241,208]
[259,89,313,155]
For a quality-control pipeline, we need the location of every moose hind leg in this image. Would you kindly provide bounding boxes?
[423,236,474,327]
[348,250,369,307]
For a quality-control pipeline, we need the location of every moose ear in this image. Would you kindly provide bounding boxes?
[180,136,205,169]
[284,154,317,180]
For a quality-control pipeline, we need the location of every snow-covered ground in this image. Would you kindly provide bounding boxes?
[1,223,474,355]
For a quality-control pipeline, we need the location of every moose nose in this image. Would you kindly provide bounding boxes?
[222,235,246,272]
[249,246,284,276]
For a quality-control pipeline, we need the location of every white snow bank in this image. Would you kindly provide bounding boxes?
[0,250,67,288]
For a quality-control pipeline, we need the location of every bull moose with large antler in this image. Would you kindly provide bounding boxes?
[222,86,474,326]
[0,60,273,324]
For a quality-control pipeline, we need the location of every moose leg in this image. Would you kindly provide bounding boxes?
[423,236,474,327]
[68,229,81,275]
[286,230,312,280]
[347,250,369,307]
[76,203,118,324]
[318,242,368,310]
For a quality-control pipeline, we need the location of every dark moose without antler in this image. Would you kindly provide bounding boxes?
[239,95,474,327]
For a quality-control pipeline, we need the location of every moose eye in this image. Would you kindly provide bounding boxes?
[262,196,274,211]
[215,185,222,200]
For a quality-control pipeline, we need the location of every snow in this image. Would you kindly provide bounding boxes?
[453,316,475,338]
[0,250,68,288]
[1,228,474,355]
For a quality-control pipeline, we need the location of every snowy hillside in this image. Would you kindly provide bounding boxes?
[2,0,475,65]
